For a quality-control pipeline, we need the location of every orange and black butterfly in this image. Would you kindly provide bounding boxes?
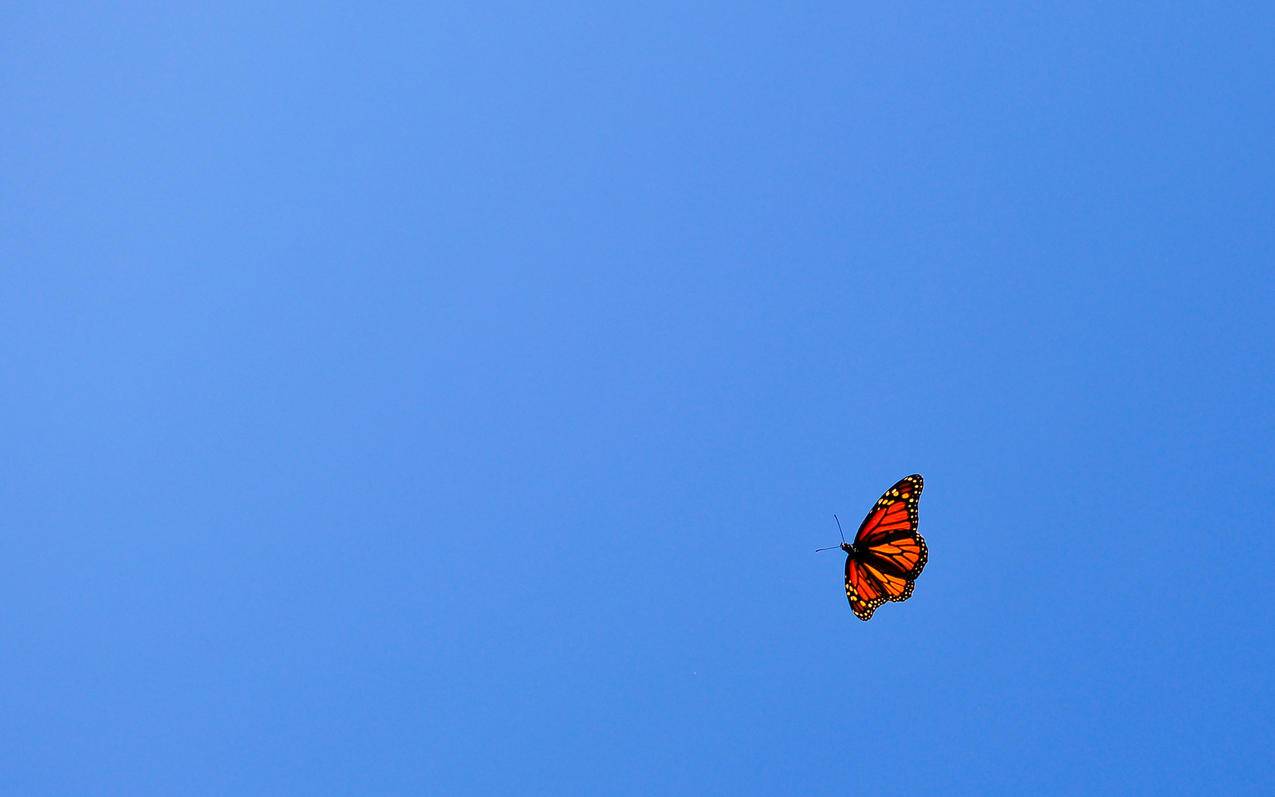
[821,474,928,621]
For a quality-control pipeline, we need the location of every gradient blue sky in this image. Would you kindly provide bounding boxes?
[4,4,1274,794]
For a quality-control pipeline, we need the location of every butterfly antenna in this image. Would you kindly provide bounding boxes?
[815,515,849,553]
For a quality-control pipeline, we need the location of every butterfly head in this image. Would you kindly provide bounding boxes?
[841,542,856,555]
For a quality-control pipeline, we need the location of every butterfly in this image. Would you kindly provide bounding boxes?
[821,474,928,621]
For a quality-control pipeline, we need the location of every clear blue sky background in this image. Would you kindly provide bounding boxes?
[3,4,1273,794]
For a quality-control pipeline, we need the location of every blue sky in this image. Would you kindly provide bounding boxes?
[3,3,1273,794]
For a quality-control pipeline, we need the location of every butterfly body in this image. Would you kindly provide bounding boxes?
[841,474,928,621]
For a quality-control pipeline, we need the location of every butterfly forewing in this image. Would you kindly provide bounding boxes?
[854,474,923,546]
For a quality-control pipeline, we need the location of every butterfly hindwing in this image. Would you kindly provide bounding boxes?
[845,557,888,620]
[862,533,927,583]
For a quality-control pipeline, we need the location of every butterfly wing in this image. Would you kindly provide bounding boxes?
[845,557,890,620]
[854,474,923,548]
[844,474,928,621]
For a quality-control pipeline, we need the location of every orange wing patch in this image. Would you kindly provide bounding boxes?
[855,502,912,544]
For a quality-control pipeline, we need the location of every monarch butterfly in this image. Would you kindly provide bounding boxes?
[820,474,928,621]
